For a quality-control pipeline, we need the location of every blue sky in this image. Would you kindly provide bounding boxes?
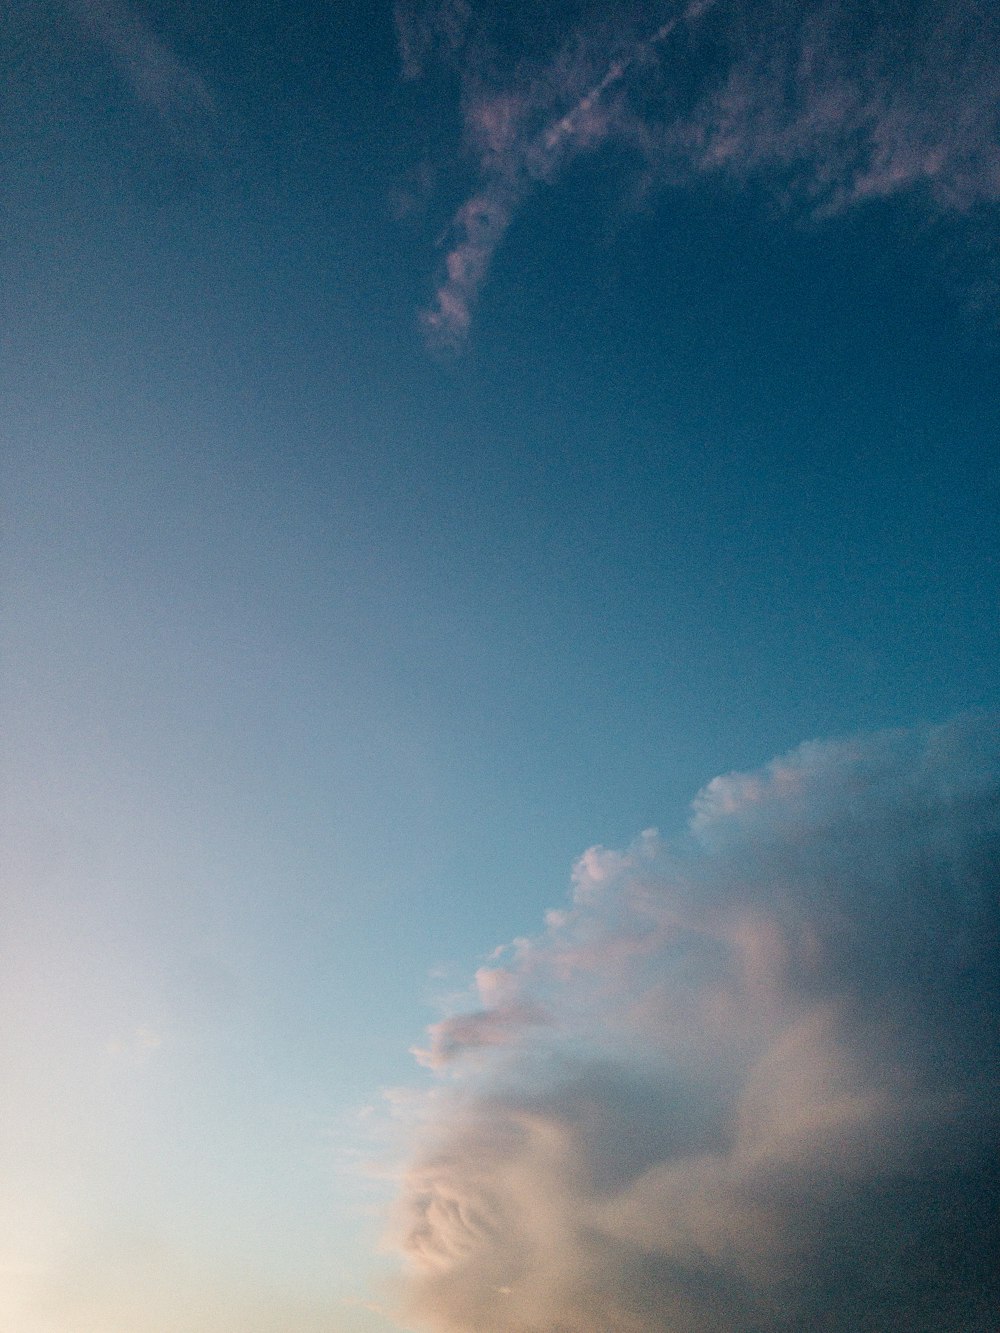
[2,1,999,1329]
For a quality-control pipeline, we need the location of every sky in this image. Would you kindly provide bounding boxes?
[1,0,998,1330]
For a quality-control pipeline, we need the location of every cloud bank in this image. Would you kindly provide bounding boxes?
[389,715,1000,1331]
[397,0,1000,344]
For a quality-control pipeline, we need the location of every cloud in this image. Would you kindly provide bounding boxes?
[413,967,551,1069]
[395,0,473,82]
[387,714,1000,1331]
[403,1,709,347]
[397,0,1000,345]
[70,0,214,129]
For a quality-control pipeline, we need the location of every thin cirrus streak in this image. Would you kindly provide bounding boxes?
[415,1,713,348]
[386,714,1000,1332]
[69,0,214,128]
[398,0,1000,347]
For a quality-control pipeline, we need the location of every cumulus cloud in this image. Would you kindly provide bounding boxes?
[388,715,1000,1331]
[413,967,552,1069]
[397,0,1000,345]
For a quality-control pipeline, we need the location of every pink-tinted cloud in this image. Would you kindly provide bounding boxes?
[398,0,1000,346]
[670,1,1000,214]
[412,998,550,1070]
[387,715,1000,1331]
[71,0,214,126]
[395,0,473,81]
[412,2,709,347]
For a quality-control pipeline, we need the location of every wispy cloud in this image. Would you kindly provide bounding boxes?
[387,715,1000,1330]
[70,0,214,129]
[402,0,714,347]
[398,0,1000,346]
[395,0,473,83]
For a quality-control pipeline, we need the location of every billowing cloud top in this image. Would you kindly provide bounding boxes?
[390,715,1000,1331]
[397,0,1000,345]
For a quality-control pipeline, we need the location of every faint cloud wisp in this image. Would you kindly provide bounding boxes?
[70,0,214,133]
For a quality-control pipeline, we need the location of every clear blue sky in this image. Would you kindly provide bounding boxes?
[3,1,998,1328]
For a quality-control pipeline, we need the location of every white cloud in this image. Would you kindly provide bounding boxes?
[387,714,1000,1330]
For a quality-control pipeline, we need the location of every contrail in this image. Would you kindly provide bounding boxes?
[425,0,717,346]
[543,1,718,154]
